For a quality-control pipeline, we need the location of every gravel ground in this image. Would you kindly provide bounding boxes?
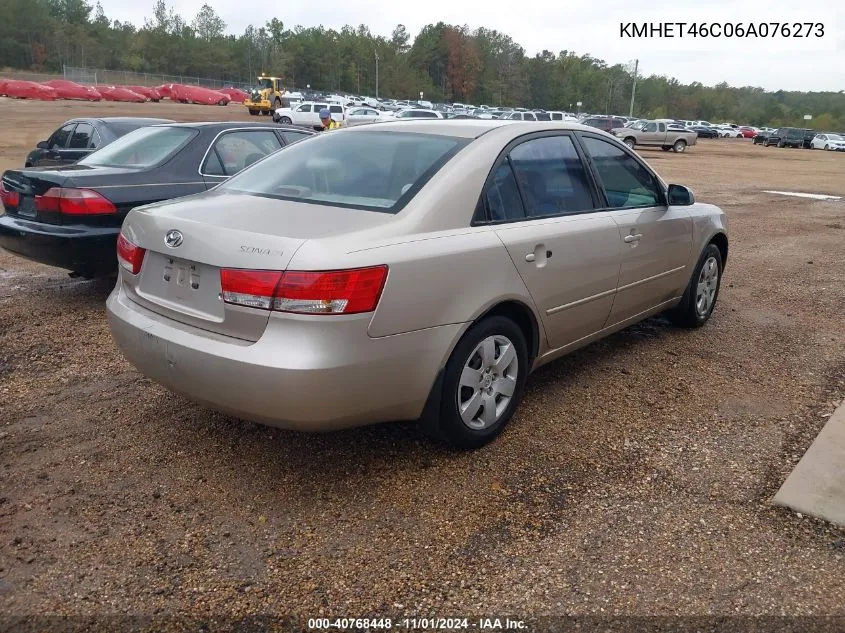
[1,101,844,629]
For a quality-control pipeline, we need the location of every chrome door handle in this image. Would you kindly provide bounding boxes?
[525,253,536,262]
[624,233,643,243]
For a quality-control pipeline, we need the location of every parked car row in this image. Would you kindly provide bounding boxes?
[753,127,845,150]
[0,116,728,449]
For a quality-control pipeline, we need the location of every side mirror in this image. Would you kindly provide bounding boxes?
[668,184,695,206]
[37,141,49,149]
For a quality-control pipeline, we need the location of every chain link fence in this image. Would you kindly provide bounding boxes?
[62,65,253,90]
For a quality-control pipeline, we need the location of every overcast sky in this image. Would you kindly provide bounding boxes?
[100,0,844,92]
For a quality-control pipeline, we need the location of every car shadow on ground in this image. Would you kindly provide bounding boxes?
[127,314,688,495]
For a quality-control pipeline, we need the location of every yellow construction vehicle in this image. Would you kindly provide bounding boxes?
[244,73,285,116]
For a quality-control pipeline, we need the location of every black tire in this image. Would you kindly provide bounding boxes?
[824,144,829,150]
[623,137,636,149]
[248,109,258,116]
[777,140,785,148]
[433,316,529,449]
[661,146,671,151]
[280,116,292,124]
[667,243,723,328]
[672,139,687,153]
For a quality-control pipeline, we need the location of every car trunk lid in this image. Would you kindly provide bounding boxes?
[120,191,393,342]
[1,170,70,224]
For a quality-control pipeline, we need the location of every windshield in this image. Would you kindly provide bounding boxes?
[627,121,648,130]
[78,126,197,168]
[258,78,273,89]
[219,131,468,213]
[828,134,843,141]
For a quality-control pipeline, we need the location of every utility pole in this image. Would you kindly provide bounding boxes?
[374,51,379,98]
[629,59,638,117]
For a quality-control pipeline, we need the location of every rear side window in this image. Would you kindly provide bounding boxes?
[508,135,595,216]
[483,162,526,221]
[551,113,562,121]
[330,105,343,114]
[581,136,662,208]
[220,131,467,213]
[69,123,94,149]
[281,130,312,145]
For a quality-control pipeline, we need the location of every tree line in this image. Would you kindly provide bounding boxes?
[2,0,844,130]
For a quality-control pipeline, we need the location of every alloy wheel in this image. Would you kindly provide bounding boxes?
[695,256,719,317]
[457,335,519,430]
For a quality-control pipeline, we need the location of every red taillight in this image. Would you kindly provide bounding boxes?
[35,187,116,215]
[220,269,283,310]
[220,266,388,315]
[0,181,19,208]
[116,232,146,275]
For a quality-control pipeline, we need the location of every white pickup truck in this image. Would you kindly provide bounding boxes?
[272,101,345,129]
[612,120,698,153]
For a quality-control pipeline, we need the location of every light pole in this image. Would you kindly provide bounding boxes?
[629,59,639,117]
[374,51,379,99]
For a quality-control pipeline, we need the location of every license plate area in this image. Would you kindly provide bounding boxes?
[162,257,202,295]
[134,251,224,322]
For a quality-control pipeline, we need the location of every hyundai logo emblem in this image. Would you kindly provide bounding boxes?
[164,229,183,248]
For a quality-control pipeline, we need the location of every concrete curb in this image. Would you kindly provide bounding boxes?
[773,400,845,527]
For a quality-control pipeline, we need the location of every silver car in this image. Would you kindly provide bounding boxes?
[107,121,728,449]
[344,106,391,127]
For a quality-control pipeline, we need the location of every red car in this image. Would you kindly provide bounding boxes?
[739,127,757,138]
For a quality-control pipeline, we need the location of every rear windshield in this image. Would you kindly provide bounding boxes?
[79,126,197,168]
[220,131,468,213]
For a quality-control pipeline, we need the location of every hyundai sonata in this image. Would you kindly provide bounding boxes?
[107,120,728,449]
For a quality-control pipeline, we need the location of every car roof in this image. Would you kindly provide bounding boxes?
[68,117,174,125]
[344,119,603,139]
[151,121,309,132]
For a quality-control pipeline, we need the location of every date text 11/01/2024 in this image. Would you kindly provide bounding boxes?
[307,618,527,630]
[619,22,824,38]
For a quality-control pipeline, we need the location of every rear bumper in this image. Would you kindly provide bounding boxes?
[0,214,118,273]
[106,280,466,431]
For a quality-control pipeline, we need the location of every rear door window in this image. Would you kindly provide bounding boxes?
[204,130,283,176]
[69,123,94,149]
[508,135,595,217]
